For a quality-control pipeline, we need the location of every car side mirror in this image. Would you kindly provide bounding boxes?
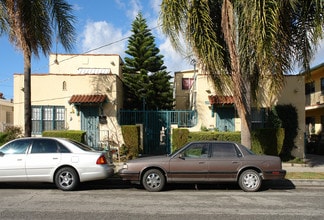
[0,151,4,157]
[178,154,185,160]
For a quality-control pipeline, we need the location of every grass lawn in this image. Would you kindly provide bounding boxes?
[286,172,324,179]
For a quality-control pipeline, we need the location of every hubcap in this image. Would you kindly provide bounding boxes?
[146,173,161,189]
[59,171,74,187]
[243,173,259,189]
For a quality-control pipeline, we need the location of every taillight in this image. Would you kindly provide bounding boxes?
[96,155,108,164]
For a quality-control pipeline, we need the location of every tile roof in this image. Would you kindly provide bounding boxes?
[69,94,108,104]
[208,95,234,105]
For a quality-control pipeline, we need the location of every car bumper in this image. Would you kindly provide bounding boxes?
[79,165,114,182]
[263,169,286,180]
[118,168,140,182]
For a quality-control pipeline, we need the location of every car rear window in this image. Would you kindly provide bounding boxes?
[67,140,96,152]
[238,144,255,155]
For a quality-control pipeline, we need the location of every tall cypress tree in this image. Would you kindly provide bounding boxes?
[123,13,173,110]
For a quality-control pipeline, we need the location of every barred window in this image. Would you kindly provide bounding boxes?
[32,106,65,135]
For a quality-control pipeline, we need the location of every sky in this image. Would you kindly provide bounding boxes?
[0,0,324,100]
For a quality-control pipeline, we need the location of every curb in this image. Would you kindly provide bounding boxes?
[289,179,324,187]
[266,179,324,189]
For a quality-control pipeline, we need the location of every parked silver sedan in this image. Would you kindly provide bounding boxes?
[0,137,114,191]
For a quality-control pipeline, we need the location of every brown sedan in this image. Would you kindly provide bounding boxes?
[119,141,286,192]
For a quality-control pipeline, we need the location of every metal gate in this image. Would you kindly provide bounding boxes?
[118,110,197,155]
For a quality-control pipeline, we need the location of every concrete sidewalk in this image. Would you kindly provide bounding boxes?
[283,154,324,172]
[281,154,324,188]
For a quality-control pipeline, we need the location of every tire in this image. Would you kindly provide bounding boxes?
[142,169,165,192]
[54,167,79,191]
[238,169,262,192]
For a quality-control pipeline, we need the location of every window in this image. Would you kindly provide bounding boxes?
[306,117,315,134]
[211,143,239,157]
[0,139,32,154]
[182,78,194,90]
[6,111,13,124]
[183,143,209,158]
[305,81,315,95]
[321,78,324,95]
[32,106,65,135]
[62,81,67,91]
[30,139,70,153]
[251,108,266,129]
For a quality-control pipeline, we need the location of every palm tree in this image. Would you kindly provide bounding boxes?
[160,0,324,148]
[0,0,75,136]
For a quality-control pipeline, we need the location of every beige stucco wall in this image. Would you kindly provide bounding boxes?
[277,75,305,158]
[13,54,124,147]
[0,99,14,131]
[174,69,305,157]
[174,69,219,131]
[49,54,123,78]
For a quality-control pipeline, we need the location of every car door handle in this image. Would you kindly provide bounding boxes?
[52,157,59,160]
[232,161,239,164]
[198,161,206,164]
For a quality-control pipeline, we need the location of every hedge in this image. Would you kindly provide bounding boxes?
[120,125,141,159]
[42,130,86,143]
[252,128,284,156]
[172,128,284,156]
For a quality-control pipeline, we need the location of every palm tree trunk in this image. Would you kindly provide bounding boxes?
[221,0,252,148]
[239,81,252,148]
[24,49,32,137]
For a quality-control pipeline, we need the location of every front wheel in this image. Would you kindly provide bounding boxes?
[54,167,79,191]
[142,169,165,192]
[238,169,262,192]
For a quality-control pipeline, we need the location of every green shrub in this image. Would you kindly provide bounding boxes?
[0,126,23,145]
[171,129,284,156]
[188,131,241,143]
[275,104,298,158]
[267,106,282,128]
[171,128,189,152]
[252,128,284,156]
[42,130,86,143]
[121,125,140,159]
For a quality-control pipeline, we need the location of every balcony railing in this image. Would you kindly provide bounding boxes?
[306,91,324,106]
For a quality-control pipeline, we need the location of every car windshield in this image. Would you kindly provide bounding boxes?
[168,144,188,157]
[67,139,96,152]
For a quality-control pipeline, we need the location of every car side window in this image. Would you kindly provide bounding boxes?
[211,143,239,158]
[183,143,209,158]
[0,139,31,154]
[57,142,70,153]
[31,139,60,153]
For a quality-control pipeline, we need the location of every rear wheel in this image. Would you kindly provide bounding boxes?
[238,169,261,192]
[54,167,79,191]
[142,169,165,192]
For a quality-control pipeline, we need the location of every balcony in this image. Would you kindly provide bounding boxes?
[306,91,324,108]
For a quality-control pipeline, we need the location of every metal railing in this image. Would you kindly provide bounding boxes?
[306,91,324,106]
[118,110,198,127]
